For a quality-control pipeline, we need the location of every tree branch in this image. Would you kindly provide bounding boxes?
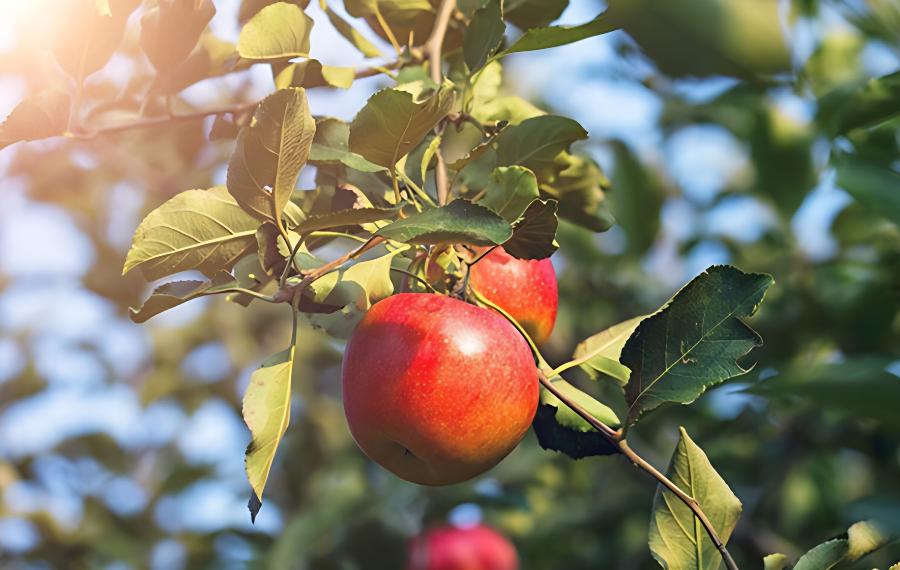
[425,0,455,205]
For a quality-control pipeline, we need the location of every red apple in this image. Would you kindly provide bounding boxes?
[469,247,558,345]
[407,524,519,570]
[342,293,538,485]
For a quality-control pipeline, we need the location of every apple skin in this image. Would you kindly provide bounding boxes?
[342,293,538,486]
[407,524,519,570]
[469,247,558,345]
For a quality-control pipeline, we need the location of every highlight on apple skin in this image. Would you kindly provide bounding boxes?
[341,293,539,486]
[469,247,558,345]
[407,523,519,570]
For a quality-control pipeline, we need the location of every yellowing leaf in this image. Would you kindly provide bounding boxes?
[238,2,314,61]
[243,347,295,521]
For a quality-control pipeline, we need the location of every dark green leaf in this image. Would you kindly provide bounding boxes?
[494,12,616,59]
[0,91,70,150]
[479,166,540,222]
[376,199,512,246]
[609,141,665,254]
[296,207,400,233]
[817,71,900,134]
[532,379,620,459]
[623,265,773,426]
[237,2,313,61]
[503,0,568,29]
[464,0,505,73]
[349,82,456,168]
[123,186,260,280]
[495,115,588,168]
[542,153,615,232]
[140,0,216,72]
[227,88,316,223]
[649,427,742,570]
[834,153,900,226]
[503,199,559,260]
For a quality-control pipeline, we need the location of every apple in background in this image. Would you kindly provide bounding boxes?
[469,247,558,345]
[342,293,538,486]
[407,524,519,570]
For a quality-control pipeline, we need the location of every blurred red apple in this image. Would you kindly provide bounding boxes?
[342,293,538,485]
[407,524,519,570]
[469,247,558,345]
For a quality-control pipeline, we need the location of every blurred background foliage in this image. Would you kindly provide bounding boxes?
[0,0,898,568]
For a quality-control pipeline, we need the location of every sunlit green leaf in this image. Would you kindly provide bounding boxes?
[243,347,295,521]
[649,427,742,570]
[834,153,900,226]
[239,0,311,22]
[296,207,400,233]
[793,520,890,570]
[227,88,316,224]
[376,199,512,246]
[763,554,788,570]
[123,186,260,280]
[309,118,385,173]
[128,272,236,323]
[573,316,645,385]
[349,82,455,168]
[321,0,382,57]
[237,2,313,61]
[623,265,773,426]
[818,71,900,134]
[274,60,355,89]
[140,0,216,72]
[0,91,70,150]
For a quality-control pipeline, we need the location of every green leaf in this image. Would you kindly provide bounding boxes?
[349,82,456,168]
[532,378,620,459]
[747,357,900,428]
[237,2,313,61]
[296,207,400,233]
[52,0,141,81]
[128,272,236,323]
[0,91,70,150]
[504,0,568,29]
[817,71,900,134]
[376,199,512,246]
[834,153,900,226]
[572,316,645,385]
[494,12,616,59]
[227,88,316,224]
[308,118,385,173]
[502,199,559,260]
[495,115,588,168]
[239,0,311,23]
[793,520,890,570]
[243,347,295,521]
[321,1,382,58]
[480,166,540,223]
[623,265,773,426]
[606,0,791,79]
[274,59,355,89]
[140,0,216,72]
[541,153,615,232]
[762,554,788,570]
[151,35,238,96]
[123,186,260,281]
[649,427,742,570]
[464,0,505,72]
[609,140,665,254]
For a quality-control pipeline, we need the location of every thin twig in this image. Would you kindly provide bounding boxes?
[425,0,455,205]
[294,235,386,291]
[390,267,437,293]
[536,369,621,441]
[619,440,740,570]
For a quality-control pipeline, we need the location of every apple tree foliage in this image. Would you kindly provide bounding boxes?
[1,0,899,568]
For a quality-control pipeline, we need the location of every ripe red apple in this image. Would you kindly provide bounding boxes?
[469,247,558,345]
[407,524,519,570]
[342,293,538,485]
